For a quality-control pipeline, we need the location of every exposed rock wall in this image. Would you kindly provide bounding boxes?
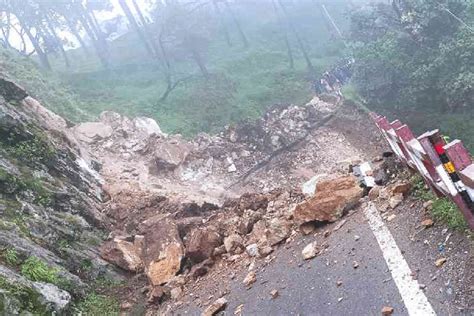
[0,78,119,314]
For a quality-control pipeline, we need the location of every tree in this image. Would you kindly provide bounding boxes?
[271,0,294,69]
[223,0,248,48]
[277,0,314,73]
[212,0,231,47]
[118,0,155,58]
[350,0,473,112]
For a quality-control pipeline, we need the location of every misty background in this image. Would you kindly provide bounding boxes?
[0,0,472,147]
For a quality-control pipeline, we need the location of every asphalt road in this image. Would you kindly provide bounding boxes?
[171,201,472,316]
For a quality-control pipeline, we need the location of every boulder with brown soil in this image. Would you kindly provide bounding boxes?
[293,176,363,223]
[99,238,144,272]
[185,227,222,263]
[139,215,184,286]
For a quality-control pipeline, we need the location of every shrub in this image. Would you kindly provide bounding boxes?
[76,293,120,316]
[430,198,468,231]
[20,257,59,284]
[2,247,20,266]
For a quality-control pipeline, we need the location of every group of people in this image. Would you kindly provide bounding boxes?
[313,58,354,96]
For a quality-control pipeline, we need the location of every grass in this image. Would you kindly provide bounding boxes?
[75,293,120,315]
[1,247,19,266]
[0,276,49,315]
[20,256,60,284]
[411,175,468,231]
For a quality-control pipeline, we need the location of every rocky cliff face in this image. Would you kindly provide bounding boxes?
[0,77,119,314]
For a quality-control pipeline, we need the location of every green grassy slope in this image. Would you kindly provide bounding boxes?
[0,48,92,122]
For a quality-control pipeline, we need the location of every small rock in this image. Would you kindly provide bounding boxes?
[270,289,279,299]
[435,258,447,267]
[421,219,434,228]
[368,186,381,200]
[391,182,412,196]
[423,200,434,210]
[338,297,343,302]
[302,241,319,260]
[228,164,237,173]
[259,245,274,257]
[388,193,403,209]
[245,244,259,257]
[170,287,183,300]
[387,214,396,222]
[300,222,316,235]
[147,286,166,304]
[353,261,359,269]
[354,235,360,241]
[121,302,132,310]
[224,234,244,255]
[336,280,343,287]
[234,304,244,315]
[419,284,426,290]
[202,297,228,316]
[323,230,331,238]
[381,306,394,315]
[243,271,257,287]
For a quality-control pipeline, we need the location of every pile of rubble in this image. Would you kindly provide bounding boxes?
[70,97,340,205]
[70,95,385,312]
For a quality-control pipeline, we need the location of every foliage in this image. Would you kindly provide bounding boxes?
[5,137,55,166]
[1,247,19,266]
[411,175,467,230]
[0,276,49,315]
[430,197,468,231]
[75,293,120,316]
[0,169,53,207]
[350,0,474,150]
[20,256,59,284]
[0,47,92,122]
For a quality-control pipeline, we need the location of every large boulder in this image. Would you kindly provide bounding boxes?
[148,136,191,171]
[73,122,113,143]
[185,227,222,263]
[294,176,363,223]
[139,216,184,286]
[99,238,144,272]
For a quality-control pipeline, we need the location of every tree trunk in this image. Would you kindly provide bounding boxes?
[119,0,155,58]
[278,0,314,73]
[0,13,12,49]
[272,0,294,69]
[213,0,232,47]
[223,0,248,48]
[191,48,209,79]
[78,14,110,68]
[45,15,70,68]
[66,18,89,54]
[19,21,51,70]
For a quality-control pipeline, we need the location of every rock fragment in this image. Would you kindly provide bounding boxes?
[224,234,244,255]
[421,219,434,228]
[185,227,222,263]
[202,297,228,316]
[389,193,403,209]
[243,271,257,287]
[381,306,394,315]
[245,244,259,257]
[435,257,447,267]
[270,289,279,299]
[302,241,319,260]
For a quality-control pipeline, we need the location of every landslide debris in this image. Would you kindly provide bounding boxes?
[66,92,383,313]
